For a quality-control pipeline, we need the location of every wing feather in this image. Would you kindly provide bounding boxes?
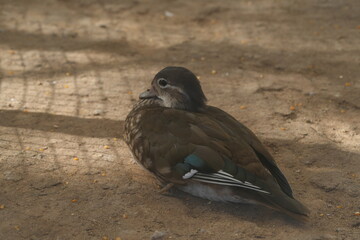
[189,171,270,194]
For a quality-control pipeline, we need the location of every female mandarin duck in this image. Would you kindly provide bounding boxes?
[125,66,309,216]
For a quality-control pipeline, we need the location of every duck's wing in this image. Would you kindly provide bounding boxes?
[136,107,268,184]
[204,106,294,198]
[135,107,308,215]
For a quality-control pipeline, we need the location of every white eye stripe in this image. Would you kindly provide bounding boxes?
[166,85,189,100]
[156,78,188,95]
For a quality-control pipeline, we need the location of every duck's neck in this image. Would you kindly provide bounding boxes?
[133,98,206,113]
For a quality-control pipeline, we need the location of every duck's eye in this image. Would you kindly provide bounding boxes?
[158,78,168,88]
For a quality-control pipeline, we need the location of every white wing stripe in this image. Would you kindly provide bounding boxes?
[191,176,270,194]
[213,173,260,188]
[217,170,234,177]
[217,171,260,188]
[196,172,261,189]
[187,170,269,194]
[191,175,267,193]
[182,169,198,179]
[192,174,244,185]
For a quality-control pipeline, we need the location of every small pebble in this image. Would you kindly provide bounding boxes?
[305,92,316,96]
[93,110,103,116]
[3,171,23,182]
[151,231,166,240]
[164,11,174,17]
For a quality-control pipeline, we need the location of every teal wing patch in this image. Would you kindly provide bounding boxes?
[185,154,206,169]
[177,154,270,194]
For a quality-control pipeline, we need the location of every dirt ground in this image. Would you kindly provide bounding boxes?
[0,0,359,239]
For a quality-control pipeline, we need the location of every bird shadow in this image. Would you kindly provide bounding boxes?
[162,187,309,228]
[0,109,124,138]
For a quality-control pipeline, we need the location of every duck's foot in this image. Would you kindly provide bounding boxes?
[158,183,174,194]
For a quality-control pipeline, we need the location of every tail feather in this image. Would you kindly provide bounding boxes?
[261,192,310,216]
[233,184,310,217]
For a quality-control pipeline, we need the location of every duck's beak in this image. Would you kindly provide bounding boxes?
[139,87,157,99]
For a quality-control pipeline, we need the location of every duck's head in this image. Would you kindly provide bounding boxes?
[139,66,207,111]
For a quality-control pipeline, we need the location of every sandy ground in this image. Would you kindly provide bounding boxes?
[0,0,359,239]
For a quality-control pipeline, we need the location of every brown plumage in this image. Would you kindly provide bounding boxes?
[125,66,309,216]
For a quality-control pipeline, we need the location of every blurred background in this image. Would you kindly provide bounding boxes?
[0,0,359,239]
